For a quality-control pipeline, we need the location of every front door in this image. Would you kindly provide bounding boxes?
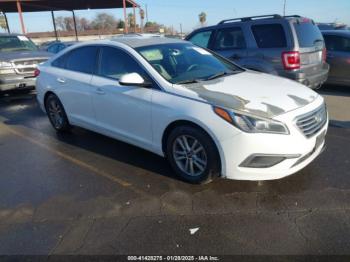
[90,46,153,150]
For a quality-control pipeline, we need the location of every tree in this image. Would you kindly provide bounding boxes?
[117,20,125,29]
[63,17,74,31]
[78,17,90,31]
[199,12,207,27]
[128,13,135,28]
[91,12,117,30]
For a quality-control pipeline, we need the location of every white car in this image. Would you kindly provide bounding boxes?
[36,37,328,184]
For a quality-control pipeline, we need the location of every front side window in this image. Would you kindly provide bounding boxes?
[65,46,98,74]
[324,35,350,52]
[252,24,287,48]
[98,46,145,80]
[213,27,246,50]
[136,43,242,84]
[188,30,213,48]
[0,35,37,52]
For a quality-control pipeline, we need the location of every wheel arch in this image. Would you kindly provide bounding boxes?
[161,119,224,175]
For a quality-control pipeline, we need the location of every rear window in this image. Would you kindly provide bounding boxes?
[293,21,324,47]
[251,24,287,48]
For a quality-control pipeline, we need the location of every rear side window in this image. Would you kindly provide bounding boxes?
[188,30,213,48]
[52,53,67,68]
[98,46,145,80]
[324,35,350,52]
[293,22,324,47]
[252,24,287,48]
[213,27,246,50]
[65,46,98,74]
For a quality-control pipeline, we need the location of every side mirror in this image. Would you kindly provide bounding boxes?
[119,73,152,87]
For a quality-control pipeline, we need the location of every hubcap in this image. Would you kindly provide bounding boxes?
[172,135,207,176]
[48,100,64,129]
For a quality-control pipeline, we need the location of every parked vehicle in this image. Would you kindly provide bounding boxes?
[322,30,350,86]
[46,41,78,54]
[0,33,51,93]
[36,38,328,184]
[318,23,348,31]
[186,14,329,89]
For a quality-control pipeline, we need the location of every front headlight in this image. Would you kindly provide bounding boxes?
[0,61,13,68]
[214,106,289,135]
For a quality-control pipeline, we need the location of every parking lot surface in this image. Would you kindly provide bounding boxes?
[0,85,350,255]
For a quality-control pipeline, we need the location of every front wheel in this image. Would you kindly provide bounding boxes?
[45,94,71,132]
[166,126,220,184]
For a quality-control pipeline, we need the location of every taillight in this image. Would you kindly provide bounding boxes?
[34,68,40,77]
[322,48,327,62]
[282,51,300,70]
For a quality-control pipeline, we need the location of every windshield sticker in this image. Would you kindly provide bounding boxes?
[192,47,211,55]
[17,36,29,41]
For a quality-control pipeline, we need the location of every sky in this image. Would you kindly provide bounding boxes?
[2,0,350,34]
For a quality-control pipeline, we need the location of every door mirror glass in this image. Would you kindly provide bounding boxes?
[119,73,151,87]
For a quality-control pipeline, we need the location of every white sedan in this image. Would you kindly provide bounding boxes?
[36,37,328,184]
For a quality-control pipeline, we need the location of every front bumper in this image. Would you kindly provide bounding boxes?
[0,74,36,92]
[220,97,328,181]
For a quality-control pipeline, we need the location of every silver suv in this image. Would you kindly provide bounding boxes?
[186,15,329,89]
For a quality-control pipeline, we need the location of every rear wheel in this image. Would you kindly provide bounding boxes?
[45,94,71,132]
[166,126,220,184]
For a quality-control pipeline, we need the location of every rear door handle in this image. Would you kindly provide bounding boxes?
[57,77,66,84]
[95,87,105,95]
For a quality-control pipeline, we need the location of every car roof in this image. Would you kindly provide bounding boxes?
[321,30,350,37]
[110,36,186,48]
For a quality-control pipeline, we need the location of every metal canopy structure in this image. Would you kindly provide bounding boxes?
[0,0,141,38]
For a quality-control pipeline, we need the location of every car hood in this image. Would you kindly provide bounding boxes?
[0,50,52,61]
[172,71,319,118]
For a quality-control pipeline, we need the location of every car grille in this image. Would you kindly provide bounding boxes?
[12,58,47,75]
[296,104,327,138]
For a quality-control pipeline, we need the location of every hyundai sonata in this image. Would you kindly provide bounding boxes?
[36,38,328,184]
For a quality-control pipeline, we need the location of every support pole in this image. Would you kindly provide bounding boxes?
[3,12,10,33]
[133,5,136,33]
[51,11,58,41]
[16,0,26,34]
[123,0,128,33]
[72,10,78,41]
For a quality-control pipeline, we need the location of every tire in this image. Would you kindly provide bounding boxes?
[45,94,71,132]
[166,125,220,184]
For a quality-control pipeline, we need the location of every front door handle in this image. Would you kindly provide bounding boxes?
[95,87,105,95]
[57,77,66,84]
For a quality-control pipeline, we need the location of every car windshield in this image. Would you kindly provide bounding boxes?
[0,35,38,52]
[136,43,242,84]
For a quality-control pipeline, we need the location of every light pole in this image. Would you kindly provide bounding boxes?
[283,0,287,16]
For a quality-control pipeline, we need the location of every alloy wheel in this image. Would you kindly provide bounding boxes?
[172,135,208,177]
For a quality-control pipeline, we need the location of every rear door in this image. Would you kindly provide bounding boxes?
[323,34,350,85]
[249,23,290,73]
[211,26,247,63]
[50,46,98,127]
[292,20,326,73]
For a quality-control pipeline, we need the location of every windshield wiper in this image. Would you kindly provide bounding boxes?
[176,79,201,85]
[206,71,236,81]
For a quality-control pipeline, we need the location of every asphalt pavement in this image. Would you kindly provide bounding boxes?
[0,85,349,256]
